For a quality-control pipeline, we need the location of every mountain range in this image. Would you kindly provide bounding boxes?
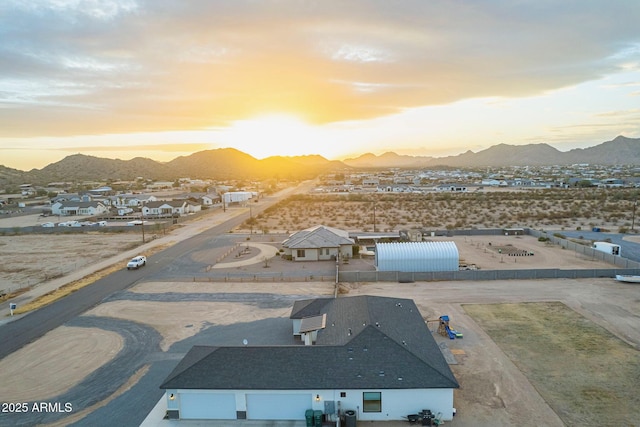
[342,135,640,168]
[0,135,638,186]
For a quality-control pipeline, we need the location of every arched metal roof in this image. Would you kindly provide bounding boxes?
[375,241,459,272]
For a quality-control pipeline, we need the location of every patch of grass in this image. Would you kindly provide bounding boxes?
[464,302,640,426]
[0,287,31,303]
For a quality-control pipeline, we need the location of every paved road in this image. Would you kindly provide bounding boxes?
[0,184,309,360]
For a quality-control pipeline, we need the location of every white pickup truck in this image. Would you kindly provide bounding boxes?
[127,255,147,270]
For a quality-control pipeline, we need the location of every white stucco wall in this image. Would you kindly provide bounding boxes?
[168,387,455,421]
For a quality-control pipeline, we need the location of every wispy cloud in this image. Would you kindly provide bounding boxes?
[55,143,213,152]
[0,142,212,153]
[1,1,639,138]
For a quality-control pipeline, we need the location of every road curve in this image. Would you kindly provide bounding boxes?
[0,185,310,361]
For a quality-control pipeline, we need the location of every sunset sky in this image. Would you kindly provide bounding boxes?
[1,1,639,170]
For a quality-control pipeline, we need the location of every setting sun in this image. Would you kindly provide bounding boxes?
[221,114,326,159]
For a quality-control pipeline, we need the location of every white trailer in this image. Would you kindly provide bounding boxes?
[593,241,621,256]
[223,191,252,205]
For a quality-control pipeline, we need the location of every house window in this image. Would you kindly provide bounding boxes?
[340,392,346,398]
[297,250,306,258]
[363,392,381,412]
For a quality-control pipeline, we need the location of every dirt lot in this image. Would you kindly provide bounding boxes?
[0,194,638,426]
[0,232,144,293]
[2,277,638,427]
[0,326,123,401]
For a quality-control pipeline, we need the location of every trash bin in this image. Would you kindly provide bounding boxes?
[305,409,314,427]
[344,409,356,427]
[314,410,323,427]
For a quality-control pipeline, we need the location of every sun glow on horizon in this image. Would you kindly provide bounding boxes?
[219,114,336,159]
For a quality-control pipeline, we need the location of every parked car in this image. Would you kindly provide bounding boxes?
[41,222,55,227]
[127,255,147,270]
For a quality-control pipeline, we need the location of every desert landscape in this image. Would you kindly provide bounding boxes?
[242,189,640,233]
[0,191,639,426]
[1,275,638,426]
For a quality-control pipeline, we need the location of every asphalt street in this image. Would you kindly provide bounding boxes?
[0,184,313,426]
[0,190,288,360]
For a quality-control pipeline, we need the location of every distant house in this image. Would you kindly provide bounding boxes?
[282,225,355,261]
[112,194,157,207]
[116,207,134,216]
[160,295,459,422]
[435,184,467,192]
[51,193,92,204]
[201,192,221,206]
[50,201,108,216]
[19,184,35,196]
[185,200,202,214]
[142,200,201,217]
[87,186,113,196]
[481,179,501,187]
[142,201,188,217]
[600,178,624,188]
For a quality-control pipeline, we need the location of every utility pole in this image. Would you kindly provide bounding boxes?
[373,204,377,233]
[632,199,638,233]
[249,204,253,234]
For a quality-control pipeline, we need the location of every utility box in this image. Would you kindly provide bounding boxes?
[324,400,335,415]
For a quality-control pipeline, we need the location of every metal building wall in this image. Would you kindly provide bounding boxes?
[375,241,459,272]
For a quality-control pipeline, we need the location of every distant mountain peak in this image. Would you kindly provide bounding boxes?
[1,135,639,186]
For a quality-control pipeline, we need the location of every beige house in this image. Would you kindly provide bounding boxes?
[282,225,354,261]
[142,200,200,217]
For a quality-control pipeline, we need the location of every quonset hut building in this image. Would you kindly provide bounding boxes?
[375,242,459,272]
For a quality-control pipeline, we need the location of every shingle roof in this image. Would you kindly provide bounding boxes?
[282,225,354,249]
[57,201,104,208]
[290,298,333,319]
[160,296,459,391]
[145,200,186,208]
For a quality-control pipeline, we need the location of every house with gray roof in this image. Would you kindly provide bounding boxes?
[141,199,201,217]
[50,201,108,216]
[282,225,355,261]
[160,295,459,422]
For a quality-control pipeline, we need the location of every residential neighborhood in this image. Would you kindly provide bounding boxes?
[314,163,640,194]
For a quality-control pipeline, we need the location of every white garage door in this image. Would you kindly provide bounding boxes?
[246,393,311,420]
[180,393,236,420]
